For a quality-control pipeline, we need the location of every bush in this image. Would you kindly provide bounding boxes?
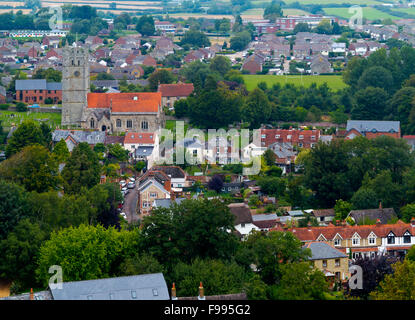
[0,104,9,110]
[44,98,53,104]
[15,102,27,112]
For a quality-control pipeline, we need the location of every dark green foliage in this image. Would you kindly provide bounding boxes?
[180,29,210,48]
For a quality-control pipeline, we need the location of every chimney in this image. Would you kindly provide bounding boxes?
[411,217,415,228]
[379,201,382,210]
[198,282,205,300]
[336,220,340,226]
[30,288,34,300]
[376,219,381,226]
[170,191,175,201]
[171,283,177,300]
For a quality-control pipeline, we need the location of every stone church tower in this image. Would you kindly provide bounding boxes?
[61,45,90,126]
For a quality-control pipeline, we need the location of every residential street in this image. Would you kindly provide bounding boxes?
[123,186,139,223]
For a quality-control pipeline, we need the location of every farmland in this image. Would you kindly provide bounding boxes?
[242,75,348,91]
[323,7,401,20]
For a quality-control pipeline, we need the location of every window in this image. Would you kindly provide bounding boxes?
[352,237,360,246]
[131,291,137,299]
[275,134,280,138]
[335,259,340,267]
[141,121,148,130]
[298,143,303,147]
[241,223,246,228]
[131,145,135,149]
[322,260,327,268]
[150,192,157,198]
[193,149,198,156]
[116,119,121,127]
[404,232,411,244]
[152,289,158,296]
[320,216,324,222]
[311,135,316,140]
[127,120,132,128]
[370,252,376,259]
[369,237,376,245]
[261,134,266,139]
[299,135,304,140]
[90,118,95,128]
[387,233,395,244]
[311,143,316,148]
[287,135,292,140]
[334,239,341,246]
[352,252,360,259]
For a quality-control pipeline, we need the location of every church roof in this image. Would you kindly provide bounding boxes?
[87,92,161,113]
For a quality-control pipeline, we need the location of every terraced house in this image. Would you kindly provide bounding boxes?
[275,219,415,260]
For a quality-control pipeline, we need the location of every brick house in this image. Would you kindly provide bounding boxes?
[345,120,401,140]
[15,79,62,104]
[242,53,265,74]
[260,128,321,148]
[158,82,194,109]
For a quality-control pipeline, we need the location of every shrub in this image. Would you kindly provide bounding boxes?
[15,102,27,112]
[0,104,9,110]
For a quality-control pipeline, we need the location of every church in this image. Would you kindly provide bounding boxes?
[61,45,165,133]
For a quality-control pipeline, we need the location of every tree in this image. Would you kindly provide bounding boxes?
[5,120,45,158]
[370,260,415,300]
[351,86,389,120]
[334,199,353,221]
[180,29,210,48]
[263,149,276,166]
[0,181,30,241]
[257,177,286,197]
[351,188,379,210]
[208,174,224,193]
[209,56,231,76]
[347,255,398,300]
[88,183,122,229]
[174,99,189,118]
[271,262,329,300]
[136,15,155,36]
[400,204,415,223]
[293,23,310,34]
[36,224,139,285]
[171,258,249,297]
[33,68,62,82]
[357,66,394,93]
[0,219,47,290]
[119,253,164,276]
[241,88,272,129]
[16,102,27,112]
[263,0,283,22]
[0,145,60,193]
[61,142,101,194]
[148,69,175,91]
[52,139,70,163]
[106,143,129,163]
[140,199,238,266]
[230,31,251,51]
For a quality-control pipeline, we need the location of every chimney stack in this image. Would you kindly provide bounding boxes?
[376,219,381,226]
[198,282,205,300]
[171,283,177,300]
[379,201,382,210]
[30,288,34,300]
[411,217,415,228]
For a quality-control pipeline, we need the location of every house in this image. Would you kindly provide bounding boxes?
[132,55,157,67]
[15,79,62,104]
[242,53,265,74]
[158,83,194,109]
[331,42,346,54]
[3,273,169,300]
[304,242,350,283]
[52,130,106,152]
[313,209,335,226]
[287,210,305,220]
[137,169,171,215]
[347,205,397,225]
[154,21,176,33]
[348,42,368,56]
[277,219,415,260]
[403,135,415,151]
[268,142,296,174]
[261,128,320,148]
[310,54,333,75]
[150,166,187,190]
[345,120,401,140]
[124,132,156,153]
[228,203,259,238]
[252,213,279,230]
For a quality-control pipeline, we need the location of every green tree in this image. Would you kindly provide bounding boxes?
[351,86,389,120]
[106,143,129,163]
[119,253,164,276]
[52,139,70,163]
[357,66,394,93]
[180,29,210,48]
[334,199,353,221]
[88,183,122,229]
[5,120,45,158]
[148,69,175,91]
[242,88,272,129]
[61,142,101,194]
[351,188,379,210]
[400,204,415,223]
[257,177,286,197]
[263,149,276,166]
[209,55,231,76]
[230,31,251,51]
[263,0,283,22]
[136,15,155,36]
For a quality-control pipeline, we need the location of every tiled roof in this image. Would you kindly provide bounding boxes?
[228,203,253,225]
[124,132,155,144]
[313,209,335,217]
[52,130,106,145]
[158,83,194,97]
[87,92,161,113]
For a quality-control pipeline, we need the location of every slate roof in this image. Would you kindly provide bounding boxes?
[52,130,106,145]
[152,197,187,208]
[303,242,347,260]
[252,213,278,229]
[151,166,186,179]
[313,209,335,218]
[49,273,169,300]
[348,208,397,225]
[346,120,400,133]
[135,146,154,157]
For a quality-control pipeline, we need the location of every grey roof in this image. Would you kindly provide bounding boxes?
[92,80,119,89]
[153,197,187,209]
[252,213,278,222]
[15,79,61,91]
[52,130,106,145]
[0,85,6,96]
[348,208,397,225]
[50,273,169,300]
[304,242,347,260]
[135,146,154,157]
[46,82,62,90]
[288,210,304,217]
[346,120,400,134]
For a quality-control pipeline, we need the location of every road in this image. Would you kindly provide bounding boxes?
[122,186,139,223]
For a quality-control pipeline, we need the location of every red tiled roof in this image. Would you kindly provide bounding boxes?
[273,222,415,241]
[124,132,155,144]
[87,92,161,113]
[158,83,194,97]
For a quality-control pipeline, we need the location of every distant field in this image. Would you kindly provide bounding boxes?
[283,9,310,16]
[391,8,415,15]
[243,75,347,91]
[323,7,401,20]
[0,110,61,131]
[283,0,383,4]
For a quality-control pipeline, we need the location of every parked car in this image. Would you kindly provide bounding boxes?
[120,180,127,188]
[120,212,127,219]
[129,177,135,183]
[127,182,135,189]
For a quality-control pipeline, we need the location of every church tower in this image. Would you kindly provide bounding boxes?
[61,45,90,126]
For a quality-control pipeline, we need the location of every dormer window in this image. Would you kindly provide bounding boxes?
[387,232,395,244]
[275,134,280,138]
[334,238,341,246]
[299,135,304,140]
[352,234,360,246]
[404,231,412,244]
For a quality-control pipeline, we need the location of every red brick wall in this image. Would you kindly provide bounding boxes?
[16,89,62,104]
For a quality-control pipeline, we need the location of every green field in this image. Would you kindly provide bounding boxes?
[323,7,401,20]
[283,0,383,4]
[242,75,347,91]
[0,110,61,131]
[283,9,310,16]
[392,8,415,15]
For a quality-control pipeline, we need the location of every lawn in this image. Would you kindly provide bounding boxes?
[0,110,62,131]
[323,7,401,20]
[242,75,347,91]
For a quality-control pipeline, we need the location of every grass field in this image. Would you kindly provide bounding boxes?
[323,7,401,20]
[242,75,347,91]
[0,110,61,131]
[391,8,415,15]
[283,9,310,16]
